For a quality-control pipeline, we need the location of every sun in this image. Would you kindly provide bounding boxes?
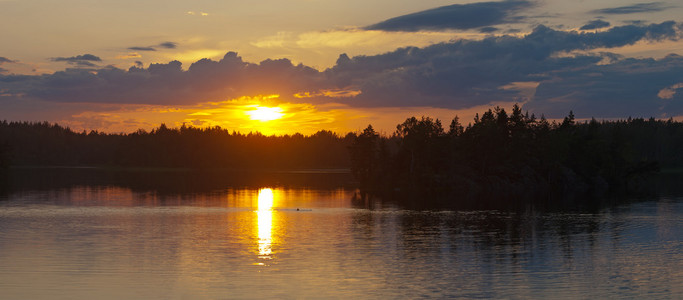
[246,106,284,122]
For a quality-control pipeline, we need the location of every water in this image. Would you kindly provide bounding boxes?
[0,169,681,299]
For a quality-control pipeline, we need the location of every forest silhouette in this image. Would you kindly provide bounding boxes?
[0,123,352,169]
[350,105,682,208]
[1,104,682,207]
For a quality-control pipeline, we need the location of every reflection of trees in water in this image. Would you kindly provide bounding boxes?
[363,170,683,211]
[349,209,610,268]
[0,169,8,199]
[351,191,393,210]
[342,206,648,298]
[347,178,681,270]
[2,168,355,196]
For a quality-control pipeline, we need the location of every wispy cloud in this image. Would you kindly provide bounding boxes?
[658,82,683,99]
[580,20,611,30]
[116,53,143,59]
[126,42,178,52]
[479,27,500,33]
[186,11,209,17]
[128,47,156,52]
[0,57,15,73]
[251,32,293,48]
[365,0,534,32]
[291,28,463,50]
[50,54,102,67]
[592,2,671,15]
[158,42,177,49]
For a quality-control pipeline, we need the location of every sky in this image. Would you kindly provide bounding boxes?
[1,0,683,135]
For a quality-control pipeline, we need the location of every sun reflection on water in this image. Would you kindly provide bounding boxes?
[257,188,274,259]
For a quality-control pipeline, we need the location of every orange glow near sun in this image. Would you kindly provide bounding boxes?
[61,94,492,136]
[246,105,284,122]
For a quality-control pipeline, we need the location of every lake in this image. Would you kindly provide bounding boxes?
[0,168,681,299]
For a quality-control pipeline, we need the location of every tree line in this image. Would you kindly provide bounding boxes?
[0,122,352,169]
[349,105,683,208]
[1,105,683,207]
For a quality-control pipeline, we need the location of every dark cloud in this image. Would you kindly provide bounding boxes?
[158,42,177,49]
[479,26,499,33]
[0,57,14,73]
[2,22,682,119]
[52,54,101,62]
[126,42,177,52]
[1,52,321,105]
[626,20,648,25]
[128,47,156,51]
[525,54,683,118]
[50,54,102,67]
[323,21,680,109]
[592,2,670,15]
[580,19,611,30]
[0,57,16,64]
[365,1,534,32]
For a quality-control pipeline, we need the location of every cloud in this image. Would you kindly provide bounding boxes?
[50,54,102,67]
[128,47,156,51]
[126,42,177,52]
[319,21,680,110]
[658,82,683,99]
[0,57,16,64]
[592,2,670,15]
[479,27,499,33]
[2,22,682,119]
[365,1,534,32]
[116,53,143,59]
[580,20,611,30]
[251,31,292,48]
[1,52,323,105]
[159,42,177,49]
[293,29,460,49]
[294,88,362,99]
[525,54,683,118]
[0,57,14,73]
[186,11,209,17]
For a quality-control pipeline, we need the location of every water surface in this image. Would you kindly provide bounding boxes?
[0,169,681,299]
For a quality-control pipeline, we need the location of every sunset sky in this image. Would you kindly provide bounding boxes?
[1,0,683,135]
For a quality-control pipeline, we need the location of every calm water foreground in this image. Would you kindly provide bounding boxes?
[0,169,681,299]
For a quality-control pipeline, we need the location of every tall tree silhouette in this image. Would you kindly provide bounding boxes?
[349,125,380,189]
